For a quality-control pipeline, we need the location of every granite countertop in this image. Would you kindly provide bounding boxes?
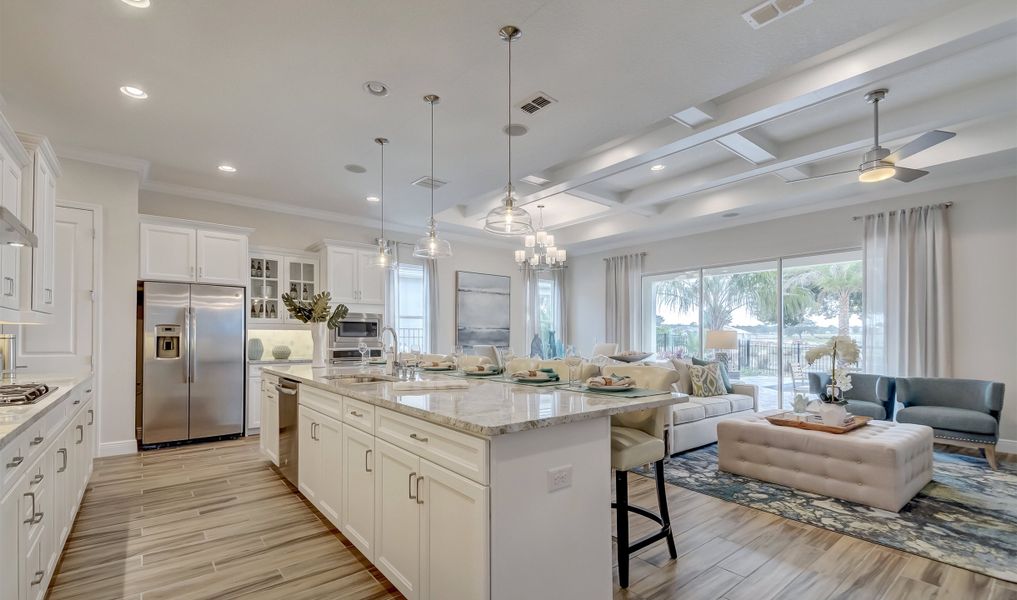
[0,372,93,450]
[249,359,312,365]
[264,364,680,437]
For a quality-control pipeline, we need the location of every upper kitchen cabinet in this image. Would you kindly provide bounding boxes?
[311,241,384,309]
[0,119,29,316]
[139,216,252,286]
[247,247,318,324]
[17,133,61,316]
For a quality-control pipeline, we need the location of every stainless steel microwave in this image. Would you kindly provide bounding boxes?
[330,313,382,348]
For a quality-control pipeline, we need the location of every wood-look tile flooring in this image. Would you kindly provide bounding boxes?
[48,438,1014,600]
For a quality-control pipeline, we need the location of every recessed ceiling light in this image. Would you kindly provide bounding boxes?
[344,164,366,174]
[521,174,551,186]
[503,124,528,137]
[363,81,389,97]
[722,212,740,218]
[650,164,666,171]
[217,164,237,173]
[120,0,150,7]
[119,85,148,99]
[366,196,380,202]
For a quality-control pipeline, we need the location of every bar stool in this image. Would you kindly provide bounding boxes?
[605,365,679,588]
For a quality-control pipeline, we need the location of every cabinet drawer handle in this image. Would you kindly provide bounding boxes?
[30,436,44,446]
[416,475,424,505]
[73,399,80,405]
[30,570,44,586]
[310,422,318,441]
[409,433,428,443]
[85,389,92,394]
[76,425,84,444]
[365,449,372,473]
[57,448,67,473]
[408,471,417,500]
[350,410,364,418]
[30,473,44,485]
[23,491,36,524]
[88,409,94,425]
[6,455,23,468]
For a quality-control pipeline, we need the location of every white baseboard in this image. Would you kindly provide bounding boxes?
[99,439,138,457]
[996,438,1017,454]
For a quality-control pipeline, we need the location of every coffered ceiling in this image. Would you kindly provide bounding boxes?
[1,0,1014,253]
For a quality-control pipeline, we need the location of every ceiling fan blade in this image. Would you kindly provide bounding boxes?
[892,167,929,182]
[886,130,956,164]
[783,169,857,183]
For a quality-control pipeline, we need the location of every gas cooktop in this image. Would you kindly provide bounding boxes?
[0,383,54,405]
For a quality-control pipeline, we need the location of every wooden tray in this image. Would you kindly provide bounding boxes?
[765,412,871,434]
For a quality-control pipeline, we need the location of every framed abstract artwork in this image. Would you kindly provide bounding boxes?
[455,271,511,349]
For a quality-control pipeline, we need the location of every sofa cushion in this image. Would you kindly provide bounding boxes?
[845,399,886,420]
[897,405,998,436]
[691,357,735,393]
[692,396,732,418]
[725,394,755,413]
[671,359,693,395]
[690,363,726,397]
[673,402,706,425]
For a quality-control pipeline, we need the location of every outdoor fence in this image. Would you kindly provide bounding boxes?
[655,333,841,376]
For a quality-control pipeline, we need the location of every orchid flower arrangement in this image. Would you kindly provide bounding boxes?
[805,335,860,404]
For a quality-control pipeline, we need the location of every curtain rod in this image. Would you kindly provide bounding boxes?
[603,252,647,261]
[852,201,953,221]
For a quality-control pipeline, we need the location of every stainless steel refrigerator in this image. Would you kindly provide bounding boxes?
[139,281,246,446]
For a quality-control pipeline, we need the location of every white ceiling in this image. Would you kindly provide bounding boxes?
[1,0,1014,254]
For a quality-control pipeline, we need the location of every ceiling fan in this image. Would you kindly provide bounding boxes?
[787,89,955,184]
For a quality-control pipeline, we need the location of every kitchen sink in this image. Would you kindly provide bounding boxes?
[323,374,396,384]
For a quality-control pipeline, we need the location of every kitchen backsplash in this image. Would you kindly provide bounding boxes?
[248,329,313,361]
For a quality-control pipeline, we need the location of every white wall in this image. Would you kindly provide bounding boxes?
[58,159,140,455]
[568,177,1017,445]
[140,191,525,353]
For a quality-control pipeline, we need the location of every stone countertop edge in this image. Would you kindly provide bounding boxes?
[249,359,312,365]
[264,366,679,437]
[0,372,93,451]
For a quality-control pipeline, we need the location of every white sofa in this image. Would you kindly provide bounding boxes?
[668,359,758,454]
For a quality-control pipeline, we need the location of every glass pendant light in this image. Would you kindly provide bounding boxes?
[372,137,396,270]
[483,25,533,236]
[413,95,453,259]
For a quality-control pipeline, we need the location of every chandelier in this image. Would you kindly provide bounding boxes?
[513,205,566,271]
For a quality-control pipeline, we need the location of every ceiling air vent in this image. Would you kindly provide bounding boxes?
[742,0,812,29]
[517,92,557,115]
[411,176,447,189]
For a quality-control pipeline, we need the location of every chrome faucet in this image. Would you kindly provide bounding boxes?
[380,326,401,376]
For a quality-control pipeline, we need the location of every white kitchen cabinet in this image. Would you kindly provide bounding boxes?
[419,460,489,600]
[297,404,342,526]
[374,438,421,600]
[18,134,60,315]
[196,229,249,285]
[247,248,318,323]
[247,370,261,431]
[284,256,318,323]
[139,217,252,285]
[0,138,25,311]
[260,383,279,465]
[139,222,197,282]
[313,241,385,308]
[341,424,375,560]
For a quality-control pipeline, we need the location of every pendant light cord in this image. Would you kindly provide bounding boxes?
[380,141,385,240]
[507,33,512,195]
[430,98,435,228]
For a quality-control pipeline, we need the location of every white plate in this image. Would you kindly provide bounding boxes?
[422,366,453,371]
[587,385,634,392]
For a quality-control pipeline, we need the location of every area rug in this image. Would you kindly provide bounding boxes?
[635,445,1017,582]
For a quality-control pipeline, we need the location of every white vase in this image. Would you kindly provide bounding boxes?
[819,402,848,426]
[310,322,328,369]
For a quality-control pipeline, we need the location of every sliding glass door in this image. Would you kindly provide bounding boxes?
[646,271,701,360]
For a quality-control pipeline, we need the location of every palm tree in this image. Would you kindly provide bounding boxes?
[656,271,813,330]
[787,263,862,336]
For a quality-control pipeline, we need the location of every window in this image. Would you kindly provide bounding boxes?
[533,274,562,358]
[395,262,427,353]
[642,250,862,410]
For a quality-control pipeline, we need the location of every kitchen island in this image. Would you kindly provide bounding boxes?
[263,364,681,600]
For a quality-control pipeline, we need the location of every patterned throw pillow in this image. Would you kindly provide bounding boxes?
[690,363,726,397]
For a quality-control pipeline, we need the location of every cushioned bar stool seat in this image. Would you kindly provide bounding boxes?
[607,366,680,589]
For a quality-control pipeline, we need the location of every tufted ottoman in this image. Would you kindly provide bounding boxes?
[717,412,933,512]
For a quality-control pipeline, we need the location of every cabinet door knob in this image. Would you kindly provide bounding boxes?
[365,449,372,473]
[76,425,84,444]
[408,471,417,500]
[416,475,424,505]
[57,448,67,473]
[88,409,94,425]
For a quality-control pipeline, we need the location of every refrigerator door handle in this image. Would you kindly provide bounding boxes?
[183,307,191,384]
[190,308,197,383]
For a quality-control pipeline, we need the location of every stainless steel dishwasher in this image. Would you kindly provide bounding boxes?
[275,377,300,486]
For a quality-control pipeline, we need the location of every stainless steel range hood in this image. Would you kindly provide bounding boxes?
[0,206,37,248]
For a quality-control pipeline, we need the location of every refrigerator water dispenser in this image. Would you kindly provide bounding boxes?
[155,325,181,359]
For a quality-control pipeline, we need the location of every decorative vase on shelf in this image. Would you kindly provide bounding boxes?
[272,345,292,360]
[310,322,328,368]
[248,338,264,361]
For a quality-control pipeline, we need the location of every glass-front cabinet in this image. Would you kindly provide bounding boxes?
[248,248,318,325]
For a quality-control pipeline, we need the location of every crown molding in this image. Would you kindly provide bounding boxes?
[16,132,61,177]
[0,111,30,167]
[140,180,518,250]
[55,144,151,180]
[138,213,255,235]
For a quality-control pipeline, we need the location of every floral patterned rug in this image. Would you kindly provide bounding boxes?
[635,445,1017,582]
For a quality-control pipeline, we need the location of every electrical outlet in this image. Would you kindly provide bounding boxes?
[547,465,573,492]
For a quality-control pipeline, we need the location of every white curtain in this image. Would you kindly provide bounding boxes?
[422,258,439,354]
[553,268,567,352]
[605,253,645,351]
[863,204,951,377]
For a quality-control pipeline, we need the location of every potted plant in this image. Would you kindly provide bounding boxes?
[805,335,859,426]
[281,291,349,368]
